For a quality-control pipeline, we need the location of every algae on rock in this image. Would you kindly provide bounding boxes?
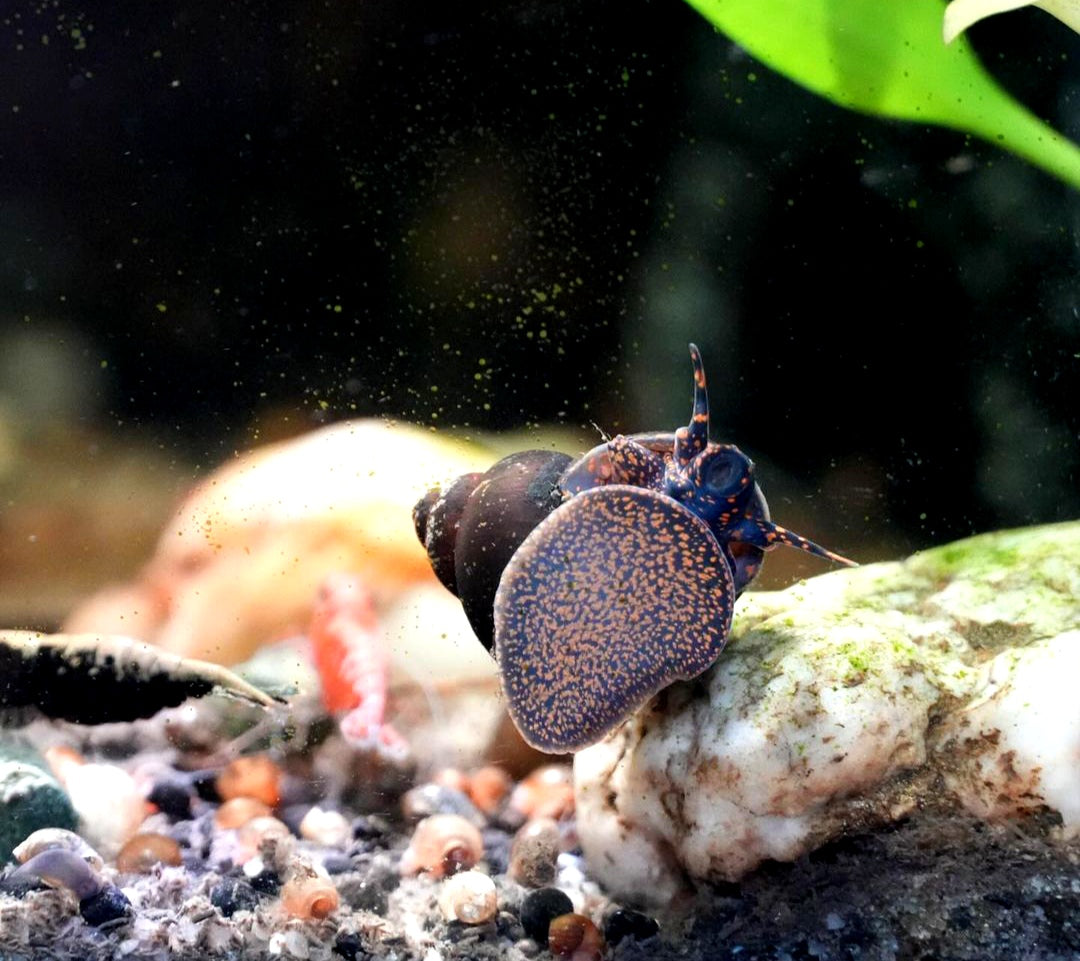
[575,521,1080,903]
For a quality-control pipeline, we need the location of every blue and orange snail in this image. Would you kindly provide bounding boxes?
[413,344,855,753]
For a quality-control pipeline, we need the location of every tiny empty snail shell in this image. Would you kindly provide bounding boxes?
[548,912,605,961]
[280,871,340,920]
[399,814,485,878]
[437,869,498,924]
[13,829,104,872]
[416,344,856,753]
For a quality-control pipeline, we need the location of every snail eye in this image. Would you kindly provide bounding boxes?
[698,449,751,498]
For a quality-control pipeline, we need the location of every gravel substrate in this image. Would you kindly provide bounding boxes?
[1,716,1078,961]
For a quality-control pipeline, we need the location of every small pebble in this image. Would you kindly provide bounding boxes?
[46,751,146,858]
[548,912,604,961]
[401,783,484,825]
[147,779,194,820]
[432,768,470,793]
[217,756,282,808]
[520,887,573,945]
[210,876,262,917]
[244,860,282,894]
[508,817,560,888]
[603,907,659,945]
[333,931,366,960]
[437,869,498,924]
[481,826,512,876]
[399,814,484,878]
[191,769,222,803]
[352,814,393,845]
[79,883,132,928]
[299,806,352,847]
[321,852,354,875]
[510,765,574,821]
[115,832,183,873]
[466,766,513,815]
[215,797,273,829]
[336,859,397,913]
[278,803,311,837]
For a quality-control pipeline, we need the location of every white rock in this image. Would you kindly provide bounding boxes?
[52,760,145,859]
[575,522,1080,903]
[938,630,1080,831]
[298,806,351,848]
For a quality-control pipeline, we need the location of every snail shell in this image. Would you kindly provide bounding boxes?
[280,871,340,920]
[414,450,572,651]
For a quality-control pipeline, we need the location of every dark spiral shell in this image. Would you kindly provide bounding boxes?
[414,450,572,651]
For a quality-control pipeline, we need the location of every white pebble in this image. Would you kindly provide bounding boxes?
[55,761,146,858]
[299,806,351,848]
[436,869,498,924]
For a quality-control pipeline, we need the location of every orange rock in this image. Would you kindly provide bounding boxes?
[214,797,272,829]
[216,756,281,808]
[510,764,574,820]
[466,765,513,815]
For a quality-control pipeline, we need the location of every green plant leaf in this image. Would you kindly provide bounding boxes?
[684,0,1080,190]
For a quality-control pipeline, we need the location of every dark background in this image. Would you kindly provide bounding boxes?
[0,0,1077,561]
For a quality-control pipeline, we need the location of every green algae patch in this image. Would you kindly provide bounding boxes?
[909,521,1080,583]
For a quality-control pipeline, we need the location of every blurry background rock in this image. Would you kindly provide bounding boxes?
[62,420,496,666]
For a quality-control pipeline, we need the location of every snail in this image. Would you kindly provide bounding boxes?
[413,344,855,753]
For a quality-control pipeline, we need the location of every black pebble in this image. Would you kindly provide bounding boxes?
[147,779,194,820]
[481,827,511,875]
[79,884,132,927]
[604,907,660,945]
[191,770,222,803]
[246,867,281,895]
[278,803,311,837]
[520,887,573,945]
[401,784,483,825]
[322,852,354,875]
[333,931,369,960]
[210,877,261,917]
[352,814,393,844]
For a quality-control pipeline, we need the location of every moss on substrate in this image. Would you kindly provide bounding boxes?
[0,755,77,864]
